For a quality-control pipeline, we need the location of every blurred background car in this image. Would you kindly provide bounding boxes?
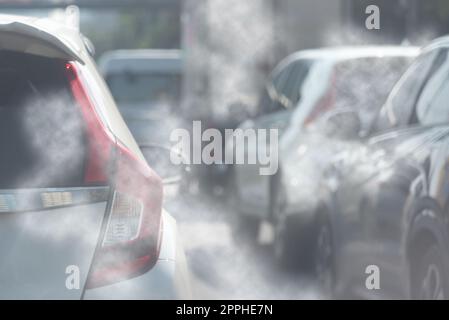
[0,14,190,299]
[228,47,417,265]
[99,49,184,148]
[315,37,449,299]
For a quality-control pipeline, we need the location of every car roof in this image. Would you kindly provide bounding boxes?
[0,14,87,63]
[274,46,420,75]
[290,46,419,60]
[99,49,183,75]
[422,35,449,52]
[101,49,182,60]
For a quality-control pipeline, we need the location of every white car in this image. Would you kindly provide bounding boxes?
[0,14,190,299]
[230,47,418,266]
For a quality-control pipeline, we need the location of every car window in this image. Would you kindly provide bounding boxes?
[332,56,413,130]
[300,56,412,134]
[261,59,313,114]
[416,50,449,125]
[260,64,291,115]
[0,51,88,189]
[285,60,313,106]
[271,64,292,97]
[371,50,440,132]
[258,88,274,115]
[272,62,295,109]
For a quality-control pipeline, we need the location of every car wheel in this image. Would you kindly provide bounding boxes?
[229,173,260,242]
[271,175,314,269]
[273,214,301,268]
[272,174,289,264]
[412,244,449,300]
[315,220,335,299]
[272,182,300,268]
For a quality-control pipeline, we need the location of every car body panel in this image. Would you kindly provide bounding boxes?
[0,14,85,63]
[0,198,108,299]
[84,211,192,299]
[328,126,449,298]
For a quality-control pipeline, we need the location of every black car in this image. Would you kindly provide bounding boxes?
[316,37,449,299]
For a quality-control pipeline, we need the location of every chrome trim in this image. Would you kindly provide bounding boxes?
[0,186,110,213]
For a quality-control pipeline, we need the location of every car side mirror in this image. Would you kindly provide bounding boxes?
[323,110,361,140]
[139,144,190,185]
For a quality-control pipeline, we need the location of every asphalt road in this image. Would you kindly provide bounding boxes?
[164,188,321,299]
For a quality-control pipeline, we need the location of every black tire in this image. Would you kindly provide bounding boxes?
[411,244,449,300]
[273,214,302,269]
[271,173,295,267]
[271,173,313,270]
[229,171,260,243]
[314,218,335,299]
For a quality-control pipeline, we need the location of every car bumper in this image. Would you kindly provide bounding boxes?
[83,210,192,300]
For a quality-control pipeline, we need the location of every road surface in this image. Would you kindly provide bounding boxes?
[165,188,321,299]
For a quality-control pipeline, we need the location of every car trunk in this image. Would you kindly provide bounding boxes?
[0,51,108,299]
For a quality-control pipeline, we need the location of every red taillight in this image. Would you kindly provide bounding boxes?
[65,62,163,289]
[66,62,113,183]
[86,142,163,288]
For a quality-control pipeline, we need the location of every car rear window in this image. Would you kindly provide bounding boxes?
[332,56,413,128]
[0,51,88,189]
[105,72,181,106]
